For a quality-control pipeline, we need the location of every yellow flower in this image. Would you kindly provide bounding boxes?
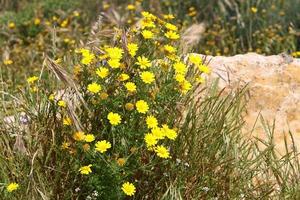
[117,158,126,166]
[164,45,176,54]
[165,31,180,40]
[180,80,192,94]
[144,133,158,148]
[146,115,158,128]
[61,141,70,149]
[155,145,170,158]
[3,59,13,65]
[127,43,138,57]
[6,182,19,192]
[108,59,121,68]
[141,19,156,29]
[107,112,121,125]
[85,134,95,142]
[96,67,109,78]
[165,23,178,31]
[125,103,134,111]
[162,125,178,140]
[126,4,135,10]
[105,47,124,60]
[119,73,130,81]
[163,14,175,20]
[136,100,149,114]
[73,131,86,141]
[136,56,151,69]
[121,182,136,196]
[58,100,66,108]
[80,49,95,65]
[140,71,155,84]
[63,117,72,126]
[8,22,15,29]
[100,92,109,100]
[198,64,211,74]
[189,54,202,66]
[173,62,187,75]
[175,74,185,83]
[196,76,206,84]
[141,30,154,39]
[95,140,111,153]
[87,82,101,94]
[251,7,258,13]
[49,94,55,101]
[27,76,39,84]
[151,127,164,139]
[125,82,137,92]
[79,164,92,175]
[60,19,68,27]
[34,18,41,25]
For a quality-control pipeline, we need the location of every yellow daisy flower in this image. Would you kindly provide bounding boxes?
[79,164,92,175]
[107,112,121,125]
[155,145,170,158]
[136,100,149,114]
[95,140,111,153]
[140,71,155,84]
[121,182,136,196]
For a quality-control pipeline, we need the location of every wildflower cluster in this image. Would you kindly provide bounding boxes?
[48,11,209,198]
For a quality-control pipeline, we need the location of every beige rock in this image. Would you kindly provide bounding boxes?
[203,53,300,154]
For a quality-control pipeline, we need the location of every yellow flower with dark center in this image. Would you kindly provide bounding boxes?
[6,182,19,192]
[85,134,95,142]
[96,67,109,78]
[146,115,158,128]
[87,82,101,94]
[142,30,154,39]
[95,140,111,153]
[136,56,151,69]
[140,71,155,84]
[155,145,170,158]
[107,112,121,125]
[144,133,158,148]
[121,182,136,196]
[27,76,39,84]
[79,164,92,175]
[127,43,138,57]
[165,31,180,40]
[136,100,149,114]
[73,131,86,141]
[125,82,137,92]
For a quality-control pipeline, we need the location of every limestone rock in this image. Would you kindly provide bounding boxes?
[203,53,300,154]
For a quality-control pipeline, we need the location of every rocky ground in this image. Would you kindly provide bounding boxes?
[205,53,300,153]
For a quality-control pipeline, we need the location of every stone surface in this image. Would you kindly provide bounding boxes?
[203,53,300,154]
